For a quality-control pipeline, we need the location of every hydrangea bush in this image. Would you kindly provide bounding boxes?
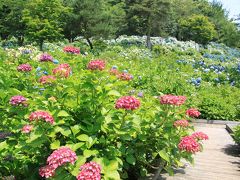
[0,45,209,179]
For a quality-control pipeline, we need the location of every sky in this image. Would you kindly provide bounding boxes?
[212,0,240,19]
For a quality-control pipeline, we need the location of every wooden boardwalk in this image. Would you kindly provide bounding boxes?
[158,124,240,180]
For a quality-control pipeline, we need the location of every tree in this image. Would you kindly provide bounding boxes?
[22,0,68,50]
[0,0,26,45]
[125,0,171,48]
[63,0,126,49]
[179,15,217,44]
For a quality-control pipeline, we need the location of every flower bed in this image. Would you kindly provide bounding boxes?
[0,45,209,179]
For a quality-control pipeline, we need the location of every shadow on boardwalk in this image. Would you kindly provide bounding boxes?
[155,124,240,180]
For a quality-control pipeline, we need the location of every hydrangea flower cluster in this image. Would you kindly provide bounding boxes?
[174,120,189,128]
[178,136,200,153]
[10,95,27,106]
[39,75,56,84]
[76,162,101,180]
[39,147,77,178]
[117,72,133,81]
[87,60,105,71]
[17,64,32,72]
[63,46,80,54]
[39,165,56,178]
[29,111,54,124]
[21,125,33,133]
[115,96,140,110]
[160,95,187,106]
[52,64,71,78]
[191,132,209,140]
[39,53,53,62]
[186,108,201,117]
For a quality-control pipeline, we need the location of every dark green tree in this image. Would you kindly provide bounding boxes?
[0,0,26,45]
[22,0,68,50]
[125,0,171,48]
[63,0,126,49]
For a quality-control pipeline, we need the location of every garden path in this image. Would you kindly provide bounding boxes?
[158,123,240,180]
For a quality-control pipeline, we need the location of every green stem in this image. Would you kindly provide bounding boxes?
[120,111,128,129]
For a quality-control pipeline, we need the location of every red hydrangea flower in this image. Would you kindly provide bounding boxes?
[47,147,77,169]
[178,136,200,153]
[39,165,55,178]
[52,64,71,78]
[39,53,53,62]
[186,108,201,117]
[117,72,133,81]
[39,75,56,84]
[10,95,27,106]
[29,111,54,124]
[77,162,101,180]
[115,96,140,110]
[174,120,189,128]
[109,68,119,75]
[21,125,33,133]
[17,64,32,72]
[160,95,187,106]
[191,132,209,140]
[87,60,105,71]
[63,46,80,54]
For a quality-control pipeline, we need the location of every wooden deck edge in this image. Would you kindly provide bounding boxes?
[194,119,240,125]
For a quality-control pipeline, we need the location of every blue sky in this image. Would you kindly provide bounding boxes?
[211,0,240,18]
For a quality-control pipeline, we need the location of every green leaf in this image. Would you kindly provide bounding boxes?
[57,110,70,117]
[104,159,119,171]
[50,140,60,149]
[55,126,71,137]
[83,149,99,158]
[126,154,136,165]
[76,134,89,141]
[107,90,121,97]
[159,149,170,162]
[0,141,7,151]
[71,125,81,136]
[70,156,86,176]
[104,171,121,180]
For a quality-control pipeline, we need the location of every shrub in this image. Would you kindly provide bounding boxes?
[179,15,217,45]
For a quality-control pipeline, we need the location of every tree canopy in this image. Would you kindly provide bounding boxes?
[0,0,239,48]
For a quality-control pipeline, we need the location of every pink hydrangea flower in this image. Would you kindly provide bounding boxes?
[10,95,27,106]
[17,64,32,72]
[186,108,201,117]
[117,72,133,81]
[77,162,101,180]
[39,53,53,62]
[47,147,77,169]
[115,96,140,110]
[191,132,209,140]
[63,46,80,54]
[39,75,56,84]
[174,120,189,128]
[52,64,71,78]
[87,60,105,71]
[160,95,187,106]
[21,125,33,133]
[178,136,200,153]
[29,111,54,124]
[39,165,55,178]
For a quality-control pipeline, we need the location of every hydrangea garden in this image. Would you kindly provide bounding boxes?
[0,36,239,179]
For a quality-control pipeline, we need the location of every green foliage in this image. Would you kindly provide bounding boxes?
[22,0,68,50]
[63,0,126,49]
[179,15,217,44]
[233,125,240,144]
[0,45,206,179]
